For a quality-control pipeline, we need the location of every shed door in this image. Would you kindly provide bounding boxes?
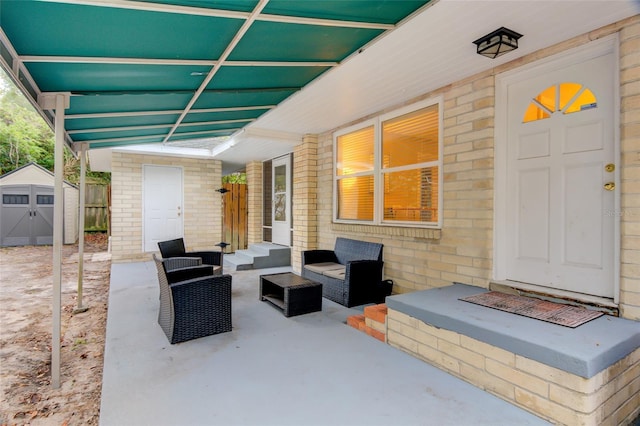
[1,184,54,246]
[32,185,54,245]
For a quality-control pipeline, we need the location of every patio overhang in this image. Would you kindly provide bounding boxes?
[0,0,432,163]
[2,1,637,172]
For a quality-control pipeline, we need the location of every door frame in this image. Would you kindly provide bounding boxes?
[271,154,291,246]
[142,164,184,252]
[494,34,620,303]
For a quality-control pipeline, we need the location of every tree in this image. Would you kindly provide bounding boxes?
[0,79,55,173]
[0,70,110,184]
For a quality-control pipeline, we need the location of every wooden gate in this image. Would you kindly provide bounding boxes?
[222,182,247,253]
[84,184,110,233]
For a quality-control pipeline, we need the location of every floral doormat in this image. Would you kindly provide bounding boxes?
[460,291,604,328]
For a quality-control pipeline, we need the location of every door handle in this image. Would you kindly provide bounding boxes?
[604,182,615,191]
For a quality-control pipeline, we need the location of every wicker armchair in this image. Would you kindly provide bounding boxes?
[153,254,232,344]
[158,238,223,275]
[302,238,386,307]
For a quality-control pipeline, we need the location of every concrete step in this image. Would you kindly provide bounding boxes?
[223,243,291,271]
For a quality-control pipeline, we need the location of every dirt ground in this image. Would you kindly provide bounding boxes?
[0,234,110,426]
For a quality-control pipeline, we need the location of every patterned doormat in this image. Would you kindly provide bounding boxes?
[460,291,604,328]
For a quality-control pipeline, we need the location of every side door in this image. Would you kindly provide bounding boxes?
[271,155,291,246]
[143,165,183,252]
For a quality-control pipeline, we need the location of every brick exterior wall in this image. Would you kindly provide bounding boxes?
[246,161,263,245]
[110,152,221,262]
[307,16,640,321]
[291,134,318,273]
[387,309,640,425]
[619,18,640,320]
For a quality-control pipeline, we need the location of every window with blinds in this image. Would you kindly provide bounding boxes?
[382,104,439,224]
[334,98,442,227]
[336,125,374,221]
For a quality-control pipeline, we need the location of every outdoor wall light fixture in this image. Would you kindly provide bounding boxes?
[473,27,522,59]
[217,187,230,253]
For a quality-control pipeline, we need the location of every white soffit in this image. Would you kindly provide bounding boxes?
[251,0,639,135]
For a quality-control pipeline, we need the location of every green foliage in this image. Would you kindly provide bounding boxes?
[222,172,247,184]
[0,70,110,184]
[0,78,55,174]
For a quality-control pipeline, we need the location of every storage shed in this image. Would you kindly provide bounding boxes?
[0,162,79,246]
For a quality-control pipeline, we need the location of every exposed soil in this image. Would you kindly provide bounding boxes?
[0,234,110,425]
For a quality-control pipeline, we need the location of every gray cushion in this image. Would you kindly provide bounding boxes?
[304,262,344,274]
[323,268,346,280]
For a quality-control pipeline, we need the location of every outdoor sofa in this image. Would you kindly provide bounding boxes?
[301,237,387,308]
[153,255,232,344]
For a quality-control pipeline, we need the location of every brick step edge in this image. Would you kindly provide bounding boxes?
[364,303,388,325]
[346,313,385,342]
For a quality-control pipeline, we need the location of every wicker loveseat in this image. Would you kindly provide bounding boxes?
[301,237,386,308]
[153,255,232,344]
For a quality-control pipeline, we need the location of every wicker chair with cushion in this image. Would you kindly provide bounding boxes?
[302,237,387,308]
[153,254,232,344]
[158,238,223,275]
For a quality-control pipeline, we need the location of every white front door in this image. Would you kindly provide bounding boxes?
[143,165,183,252]
[271,155,291,246]
[502,42,617,298]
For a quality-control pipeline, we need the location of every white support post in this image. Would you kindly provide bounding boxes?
[40,92,70,389]
[75,143,88,314]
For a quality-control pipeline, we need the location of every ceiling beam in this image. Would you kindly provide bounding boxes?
[67,118,255,135]
[41,0,393,30]
[258,13,394,30]
[19,55,339,68]
[65,105,276,120]
[83,127,240,145]
[161,0,270,144]
[41,0,249,20]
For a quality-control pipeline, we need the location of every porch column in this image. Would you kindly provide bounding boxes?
[246,161,263,245]
[291,134,318,274]
[75,143,88,314]
[38,92,70,389]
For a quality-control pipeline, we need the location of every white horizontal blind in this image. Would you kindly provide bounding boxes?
[382,105,439,224]
[336,125,374,221]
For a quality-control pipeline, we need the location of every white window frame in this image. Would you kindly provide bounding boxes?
[333,97,443,228]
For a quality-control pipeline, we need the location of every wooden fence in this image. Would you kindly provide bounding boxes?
[84,184,110,233]
[222,182,247,253]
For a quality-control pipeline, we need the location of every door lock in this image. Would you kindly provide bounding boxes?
[605,163,615,173]
[604,182,615,191]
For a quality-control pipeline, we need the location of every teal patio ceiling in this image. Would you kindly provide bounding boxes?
[0,0,430,150]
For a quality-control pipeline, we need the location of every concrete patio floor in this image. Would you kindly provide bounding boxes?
[99,261,551,426]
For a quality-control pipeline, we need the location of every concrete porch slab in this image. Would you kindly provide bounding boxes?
[100,264,550,425]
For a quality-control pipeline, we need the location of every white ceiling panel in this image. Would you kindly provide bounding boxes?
[247,0,639,136]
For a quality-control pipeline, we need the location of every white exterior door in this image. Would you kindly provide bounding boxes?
[271,155,291,246]
[503,45,617,298]
[143,165,183,252]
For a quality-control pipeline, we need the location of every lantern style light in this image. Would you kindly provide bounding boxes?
[473,27,522,59]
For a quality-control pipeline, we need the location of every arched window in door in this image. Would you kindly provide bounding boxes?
[523,82,597,123]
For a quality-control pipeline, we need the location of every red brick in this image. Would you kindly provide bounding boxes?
[364,326,386,342]
[347,314,366,330]
[364,304,388,324]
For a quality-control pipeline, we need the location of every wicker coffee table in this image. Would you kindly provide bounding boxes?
[259,272,322,317]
